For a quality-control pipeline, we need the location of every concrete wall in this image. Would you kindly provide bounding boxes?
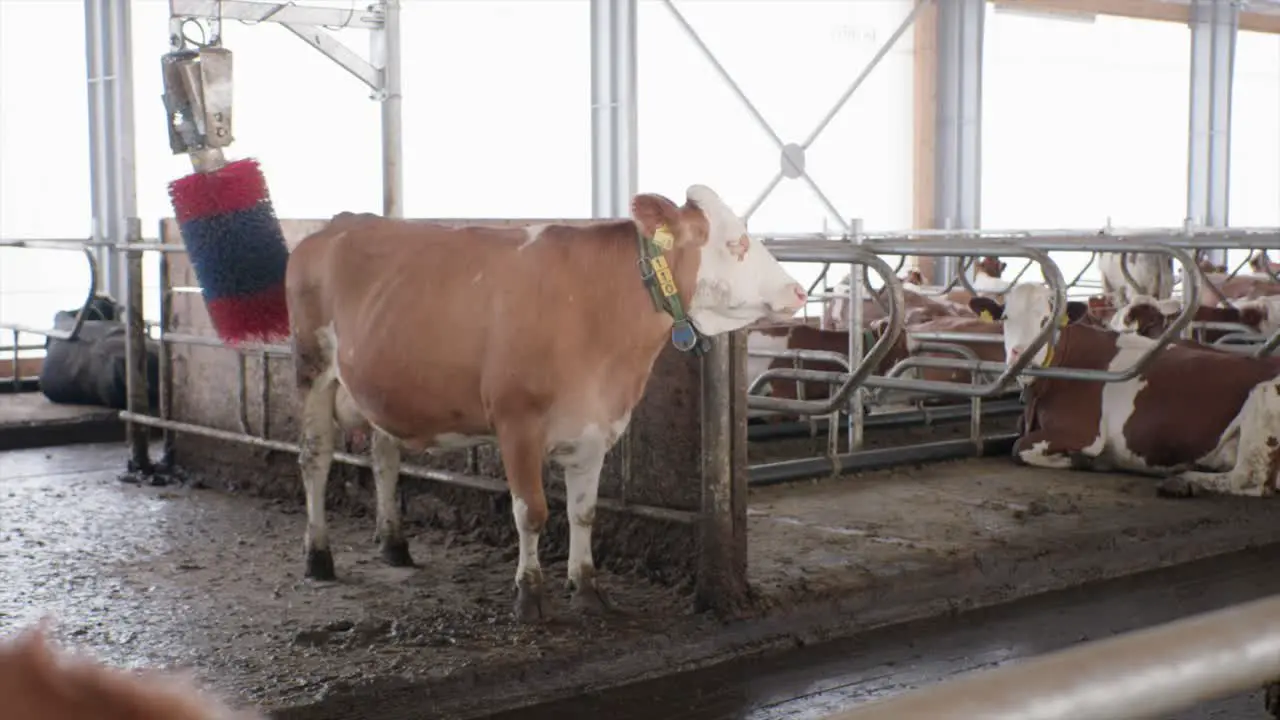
[159,218,710,586]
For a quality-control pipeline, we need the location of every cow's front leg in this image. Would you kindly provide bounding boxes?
[497,419,552,623]
[556,434,613,616]
[371,427,413,567]
[1012,431,1084,470]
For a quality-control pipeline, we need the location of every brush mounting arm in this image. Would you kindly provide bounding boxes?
[161,46,234,161]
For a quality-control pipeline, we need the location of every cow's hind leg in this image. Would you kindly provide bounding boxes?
[554,431,613,616]
[299,377,338,581]
[371,427,413,567]
[497,418,552,623]
[1159,381,1280,498]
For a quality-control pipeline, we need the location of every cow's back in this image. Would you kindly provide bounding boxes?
[1123,341,1280,467]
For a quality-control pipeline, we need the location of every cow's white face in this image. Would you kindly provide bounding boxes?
[683,185,807,336]
[1108,295,1180,334]
[993,283,1086,376]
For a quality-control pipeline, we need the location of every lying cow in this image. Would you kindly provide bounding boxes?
[748,315,1006,406]
[971,283,1280,498]
[282,185,807,622]
[1195,266,1280,307]
[0,623,259,719]
[1109,295,1280,343]
[1098,252,1175,307]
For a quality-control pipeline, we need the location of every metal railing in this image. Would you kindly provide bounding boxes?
[745,225,1280,485]
[0,238,103,392]
[825,592,1280,720]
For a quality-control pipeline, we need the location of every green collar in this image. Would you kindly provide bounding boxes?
[636,225,708,356]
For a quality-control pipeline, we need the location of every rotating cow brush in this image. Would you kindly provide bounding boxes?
[161,43,291,345]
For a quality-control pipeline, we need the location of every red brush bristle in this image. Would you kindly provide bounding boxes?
[205,285,291,345]
[169,159,270,224]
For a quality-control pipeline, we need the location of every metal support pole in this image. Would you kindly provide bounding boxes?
[932,0,984,286]
[84,0,137,301]
[122,219,153,477]
[375,0,403,218]
[590,0,638,218]
[696,331,749,613]
[1186,0,1237,267]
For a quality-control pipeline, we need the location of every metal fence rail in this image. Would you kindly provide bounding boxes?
[826,593,1280,720]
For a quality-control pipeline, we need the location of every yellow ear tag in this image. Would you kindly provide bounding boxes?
[979,309,994,323]
[1058,312,1069,328]
[652,225,675,251]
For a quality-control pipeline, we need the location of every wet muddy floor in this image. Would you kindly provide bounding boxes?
[6,441,1280,719]
[482,545,1280,720]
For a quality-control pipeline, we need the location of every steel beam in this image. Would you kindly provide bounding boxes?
[169,0,384,29]
[374,0,403,218]
[591,0,638,218]
[84,0,137,302]
[932,0,984,286]
[1186,0,1237,266]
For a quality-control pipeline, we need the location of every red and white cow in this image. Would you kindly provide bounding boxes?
[970,283,1280,498]
[283,185,808,622]
[1098,252,1175,307]
[1109,294,1280,343]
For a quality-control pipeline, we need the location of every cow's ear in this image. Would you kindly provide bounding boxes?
[631,193,684,247]
[1066,301,1090,325]
[969,296,1004,321]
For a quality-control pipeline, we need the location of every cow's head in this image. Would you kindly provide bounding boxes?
[969,283,1088,374]
[631,185,807,335]
[1109,295,1182,337]
[976,256,1007,279]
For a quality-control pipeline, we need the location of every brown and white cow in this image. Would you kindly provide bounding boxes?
[1109,294,1280,344]
[283,185,807,622]
[971,283,1280,498]
[746,314,1006,405]
[1195,266,1280,307]
[1098,252,1175,307]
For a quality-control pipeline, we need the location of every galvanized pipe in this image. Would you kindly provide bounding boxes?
[825,592,1280,720]
[117,410,694,525]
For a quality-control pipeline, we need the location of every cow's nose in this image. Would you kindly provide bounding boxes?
[786,283,808,309]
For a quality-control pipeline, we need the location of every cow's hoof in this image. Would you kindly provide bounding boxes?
[514,582,551,624]
[1157,476,1198,499]
[305,548,336,581]
[379,538,415,568]
[570,583,615,617]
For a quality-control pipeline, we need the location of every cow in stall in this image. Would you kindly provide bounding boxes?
[1098,252,1175,307]
[283,185,808,621]
[747,313,1007,406]
[1195,261,1280,308]
[970,283,1280,498]
[0,623,260,719]
[1251,251,1280,276]
[822,273,978,330]
[1108,294,1280,344]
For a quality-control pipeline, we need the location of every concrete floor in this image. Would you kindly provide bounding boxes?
[5,441,1280,719]
[0,391,122,449]
[484,546,1280,720]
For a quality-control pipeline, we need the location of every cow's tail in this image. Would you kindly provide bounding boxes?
[168,158,292,345]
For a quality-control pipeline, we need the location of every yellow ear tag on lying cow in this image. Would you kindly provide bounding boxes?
[1058,312,1070,328]
[979,310,994,323]
[652,225,675,251]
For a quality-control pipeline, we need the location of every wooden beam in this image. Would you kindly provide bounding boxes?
[912,2,939,279]
[0,356,43,381]
[993,0,1280,33]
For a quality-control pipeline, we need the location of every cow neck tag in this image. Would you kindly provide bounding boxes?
[635,225,708,357]
[979,310,994,323]
[1042,312,1070,367]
